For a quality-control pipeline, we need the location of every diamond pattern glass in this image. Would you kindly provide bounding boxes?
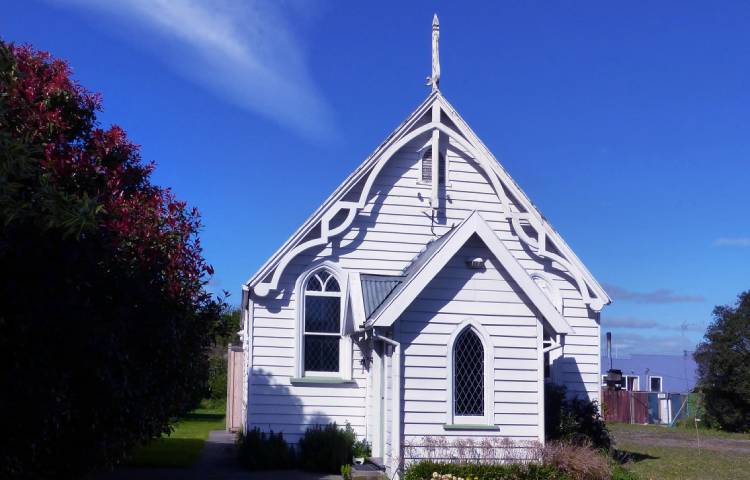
[326,277,340,292]
[303,269,341,372]
[454,328,484,416]
[306,275,322,291]
[305,335,339,372]
[305,296,340,333]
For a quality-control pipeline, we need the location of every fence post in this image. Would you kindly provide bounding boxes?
[629,391,634,424]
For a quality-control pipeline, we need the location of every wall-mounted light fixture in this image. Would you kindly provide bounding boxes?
[465,257,485,269]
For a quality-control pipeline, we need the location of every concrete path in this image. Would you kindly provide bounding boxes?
[94,430,342,480]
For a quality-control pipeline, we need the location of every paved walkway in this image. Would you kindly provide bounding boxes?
[95,430,342,480]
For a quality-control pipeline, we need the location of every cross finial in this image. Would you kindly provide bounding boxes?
[427,13,440,91]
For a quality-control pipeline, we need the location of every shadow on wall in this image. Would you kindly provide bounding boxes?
[246,368,338,444]
[264,132,473,314]
[550,355,587,401]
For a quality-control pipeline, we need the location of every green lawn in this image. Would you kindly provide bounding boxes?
[611,423,750,480]
[127,399,226,468]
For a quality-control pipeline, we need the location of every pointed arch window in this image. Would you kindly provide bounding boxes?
[453,328,484,416]
[446,320,494,427]
[420,149,446,184]
[303,269,342,373]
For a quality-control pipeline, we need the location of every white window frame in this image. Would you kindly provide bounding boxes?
[648,375,663,393]
[294,262,352,380]
[446,319,494,426]
[625,375,640,391]
[601,375,608,386]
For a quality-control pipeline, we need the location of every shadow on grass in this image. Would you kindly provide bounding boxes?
[182,412,225,422]
[616,450,660,464]
[128,438,207,468]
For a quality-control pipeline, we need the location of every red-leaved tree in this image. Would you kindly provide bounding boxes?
[0,41,225,478]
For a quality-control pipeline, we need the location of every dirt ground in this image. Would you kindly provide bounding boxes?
[613,424,750,454]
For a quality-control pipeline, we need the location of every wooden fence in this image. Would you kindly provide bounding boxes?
[226,345,244,432]
[601,389,690,425]
[601,390,649,423]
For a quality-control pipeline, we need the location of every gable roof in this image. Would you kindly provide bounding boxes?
[245,91,610,312]
[246,91,439,293]
[367,211,573,335]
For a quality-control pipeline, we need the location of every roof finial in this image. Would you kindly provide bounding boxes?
[427,13,440,91]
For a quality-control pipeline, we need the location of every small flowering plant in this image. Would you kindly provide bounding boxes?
[432,474,480,480]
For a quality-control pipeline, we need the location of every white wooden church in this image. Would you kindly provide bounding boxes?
[233,15,610,474]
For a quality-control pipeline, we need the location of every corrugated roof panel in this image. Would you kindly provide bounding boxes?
[361,275,404,319]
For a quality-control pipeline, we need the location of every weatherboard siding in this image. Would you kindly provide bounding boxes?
[397,236,543,462]
[248,271,369,443]
[246,133,599,445]
[354,136,599,401]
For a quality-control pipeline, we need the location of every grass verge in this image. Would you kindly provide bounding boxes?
[127,399,226,468]
[611,423,750,480]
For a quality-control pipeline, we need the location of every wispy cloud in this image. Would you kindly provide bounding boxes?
[602,316,659,329]
[601,331,699,356]
[714,237,750,247]
[603,283,705,304]
[60,0,336,140]
[602,316,705,332]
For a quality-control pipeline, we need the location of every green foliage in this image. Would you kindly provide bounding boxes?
[341,464,353,480]
[353,438,372,458]
[204,307,241,400]
[213,307,242,348]
[0,40,224,478]
[207,354,228,400]
[298,422,356,473]
[694,291,750,432]
[237,428,295,471]
[545,384,612,451]
[403,461,570,480]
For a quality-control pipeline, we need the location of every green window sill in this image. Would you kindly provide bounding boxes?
[443,424,500,431]
[290,377,356,385]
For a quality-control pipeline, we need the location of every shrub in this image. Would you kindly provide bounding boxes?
[341,464,353,480]
[237,428,295,470]
[353,438,372,458]
[545,384,611,451]
[298,422,356,473]
[207,354,228,400]
[0,40,224,479]
[541,441,612,480]
[694,291,750,432]
[403,461,570,480]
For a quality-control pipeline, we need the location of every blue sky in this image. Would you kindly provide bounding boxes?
[4,1,749,355]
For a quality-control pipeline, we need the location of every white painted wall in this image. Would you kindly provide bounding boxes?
[245,132,600,451]
[247,277,369,443]
[396,236,542,462]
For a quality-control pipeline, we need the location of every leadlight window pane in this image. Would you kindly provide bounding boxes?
[454,328,484,416]
[326,277,340,292]
[305,335,339,372]
[306,276,322,291]
[304,296,340,333]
